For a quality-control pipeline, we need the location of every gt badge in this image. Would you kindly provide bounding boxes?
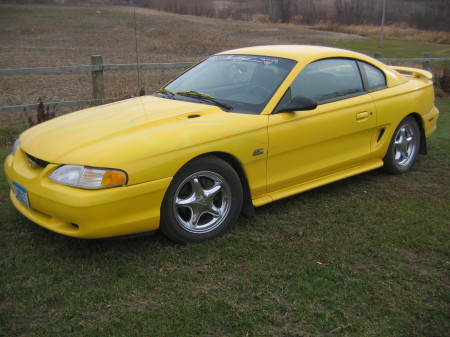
[253,148,264,156]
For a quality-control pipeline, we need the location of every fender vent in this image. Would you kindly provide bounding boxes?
[377,128,385,143]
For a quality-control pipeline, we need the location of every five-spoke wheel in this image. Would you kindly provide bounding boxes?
[161,156,243,243]
[383,116,421,174]
[173,171,231,234]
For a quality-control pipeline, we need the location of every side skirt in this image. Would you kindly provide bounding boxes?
[252,160,383,207]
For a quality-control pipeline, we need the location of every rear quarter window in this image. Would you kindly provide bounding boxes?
[359,62,387,91]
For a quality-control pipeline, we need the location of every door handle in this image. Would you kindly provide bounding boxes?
[356,111,370,120]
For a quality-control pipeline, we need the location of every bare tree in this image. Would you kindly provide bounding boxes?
[278,0,293,23]
[261,0,278,22]
[147,0,214,16]
[295,0,323,25]
[334,0,379,25]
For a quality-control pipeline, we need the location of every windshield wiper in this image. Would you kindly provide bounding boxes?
[155,88,175,99]
[176,91,233,111]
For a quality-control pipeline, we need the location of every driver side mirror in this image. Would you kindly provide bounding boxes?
[274,95,317,114]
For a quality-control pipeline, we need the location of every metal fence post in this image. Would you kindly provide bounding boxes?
[91,55,104,106]
[423,53,430,70]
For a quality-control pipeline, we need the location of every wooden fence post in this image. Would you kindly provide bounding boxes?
[91,55,104,106]
[423,53,430,70]
[374,52,381,60]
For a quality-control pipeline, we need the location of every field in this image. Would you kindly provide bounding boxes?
[0,4,362,111]
[1,4,449,337]
[1,4,449,113]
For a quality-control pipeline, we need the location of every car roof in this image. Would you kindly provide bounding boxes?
[220,45,357,61]
[219,45,407,87]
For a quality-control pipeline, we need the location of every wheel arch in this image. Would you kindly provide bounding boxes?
[180,151,255,217]
[408,112,427,155]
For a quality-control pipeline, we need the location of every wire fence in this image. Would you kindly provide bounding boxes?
[0,56,195,114]
[1,54,449,114]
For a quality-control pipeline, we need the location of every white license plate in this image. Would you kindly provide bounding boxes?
[12,180,30,208]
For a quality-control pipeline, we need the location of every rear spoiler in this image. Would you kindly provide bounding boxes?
[390,66,433,80]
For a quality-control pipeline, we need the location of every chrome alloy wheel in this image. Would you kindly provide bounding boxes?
[173,171,232,234]
[393,123,417,168]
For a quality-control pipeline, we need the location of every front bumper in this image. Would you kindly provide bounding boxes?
[4,149,172,239]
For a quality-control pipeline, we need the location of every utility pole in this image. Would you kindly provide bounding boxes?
[379,0,386,48]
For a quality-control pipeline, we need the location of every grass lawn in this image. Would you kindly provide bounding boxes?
[0,99,448,336]
[331,38,450,59]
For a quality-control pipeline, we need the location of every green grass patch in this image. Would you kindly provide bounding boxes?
[329,38,450,59]
[0,100,449,336]
[0,123,28,147]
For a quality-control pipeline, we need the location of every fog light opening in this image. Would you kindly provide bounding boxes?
[71,223,79,230]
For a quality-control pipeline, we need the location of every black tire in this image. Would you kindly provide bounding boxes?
[382,116,421,174]
[160,156,243,243]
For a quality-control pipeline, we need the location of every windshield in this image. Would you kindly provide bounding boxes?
[157,55,297,114]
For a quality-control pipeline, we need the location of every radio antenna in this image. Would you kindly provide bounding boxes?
[134,10,141,88]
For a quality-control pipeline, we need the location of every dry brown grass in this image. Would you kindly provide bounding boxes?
[0,4,361,112]
[1,4,448,121]
[307,23,450,45]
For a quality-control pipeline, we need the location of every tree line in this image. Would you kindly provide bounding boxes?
[147,0,449,31]
[1,0,448,31]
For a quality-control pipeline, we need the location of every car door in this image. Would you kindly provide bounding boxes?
[266,58,377,193]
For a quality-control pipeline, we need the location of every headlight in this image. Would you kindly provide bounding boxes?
[11,138,20,155]
[49,165,127,189]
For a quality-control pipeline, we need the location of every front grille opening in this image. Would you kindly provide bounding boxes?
[26,153,49,168]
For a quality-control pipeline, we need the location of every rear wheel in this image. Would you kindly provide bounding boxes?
[160,156,243,243]
[383,116,420,174]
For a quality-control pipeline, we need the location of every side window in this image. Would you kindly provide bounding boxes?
[359,62,387,91]
[291,58,364,103]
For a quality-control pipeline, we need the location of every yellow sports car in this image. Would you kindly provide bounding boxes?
[4,45,439,243]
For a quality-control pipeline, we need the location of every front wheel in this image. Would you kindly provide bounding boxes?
[383,116,420,174]
[160,156,243,243]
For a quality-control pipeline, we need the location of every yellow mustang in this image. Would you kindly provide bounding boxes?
[4,45,439,243]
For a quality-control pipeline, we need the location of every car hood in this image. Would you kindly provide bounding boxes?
[19,96,228,165]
